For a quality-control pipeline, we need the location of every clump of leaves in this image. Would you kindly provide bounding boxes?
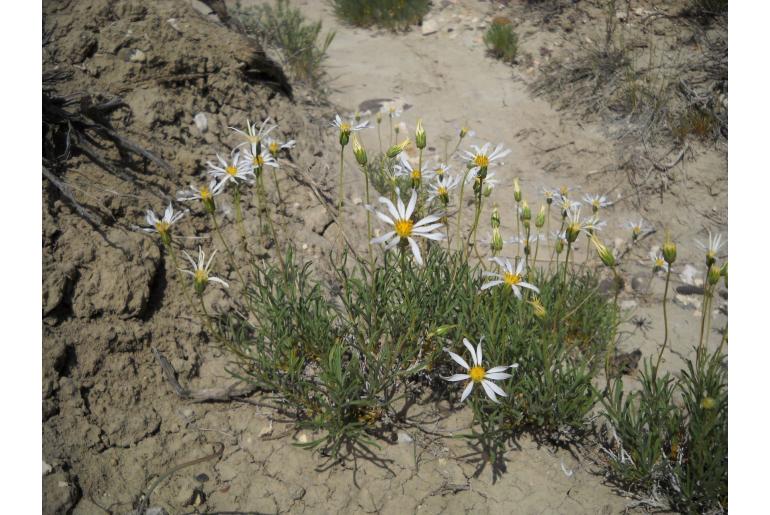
[483,21,518,63]
[602,352,727,513]
[233,0,335,85]
[331,0,430,30]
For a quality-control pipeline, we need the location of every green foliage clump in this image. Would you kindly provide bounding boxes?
[603,352,727,512]
[233,0,335,85]
[330,0,431,30]
[484,22,518,63]
[220,242,618,458]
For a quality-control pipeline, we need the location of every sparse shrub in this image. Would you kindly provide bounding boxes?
[330,0,431,30]
[484,22,518,63]
[671,106,718,141]
[233,0,335,85]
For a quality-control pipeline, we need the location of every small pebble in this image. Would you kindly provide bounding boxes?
[195,473,209,482]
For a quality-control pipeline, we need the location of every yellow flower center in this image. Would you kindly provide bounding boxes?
[438,186,448,196]
[655,257,665,268]
[194,269,208,284]
[253,154,264,166]
[436,167,446,176]
[269,142,280,155]
[473,154,489,168]
[394,218,414,238]
[633,226,641,237]
[469,366,486,383]
[411,169,421,181]
[199,186,212,200]
[340,122,351,134]
[155,221,170,235]
[226,165,238,177]
[560,186,569,196]
[503,271,522,286]
[592,200,600,208]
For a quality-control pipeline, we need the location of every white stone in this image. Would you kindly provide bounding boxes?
[129,49,146,63]
[620,299,637,310]
[397,431,413,444]
[194,113,208,134]
[43,461,53,476]
[422,19,439,36]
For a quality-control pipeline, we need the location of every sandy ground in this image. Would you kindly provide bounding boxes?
[42,0,726,513]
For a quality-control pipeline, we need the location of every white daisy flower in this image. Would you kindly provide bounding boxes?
[383,104,402,118]
[177,179,223,212]
[207,150,253,190]
[481,257,540,299]
[369,188,446,266]
[650,249,669,273]
[695,230,725,264]
[331,113,371,134]
[623,218,653,240]
[180,246,229,295]
[565,206,597,243]
[347,109,372,123]
[242,146,279,172]
[582,193,610,212]
[427,173,461,203]
[461,142,511,177]
[433,162,452,178]
[142,203,185,243]
[542,186,558,204]
[264,137,296,158]
[231,118,277,155]
[395,154,435,186]
[558,196,581,217]
[443,338,517,403]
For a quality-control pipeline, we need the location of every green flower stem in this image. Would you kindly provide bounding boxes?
[232,184,248,249]
[197,293,215,335]
[260,173,286,272]
[377,122,383,154]
[252,170,265,244]
[515,200,521,258]
[654,266,672,377]
[209,211,247,289]
[271,166,284,207]
[455,169,471,252]
[467,193,484,262]
[562,241,572,286]
[165,241,201,324]
[337,144,346,214]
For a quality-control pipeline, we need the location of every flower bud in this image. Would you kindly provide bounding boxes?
[376,111,382,124]
[591,235,616,268]
[193,269,209,296]
[707,263,721,286]
[483,182,493,197]
[519,200,531,222]
[662,235,677,265]
[555,237,564,254]
[415,119,426,149]
[460,125,470,139]
[565,223,581,243]
[491,205,501,229]
[528,297,546,319]
[513,178,522,202]
[386,139,410,159]
[352,134,367,166]
[535,205,546,228]
[491,227,504,255]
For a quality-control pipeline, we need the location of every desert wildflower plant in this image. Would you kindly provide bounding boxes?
[140,113,725,512]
